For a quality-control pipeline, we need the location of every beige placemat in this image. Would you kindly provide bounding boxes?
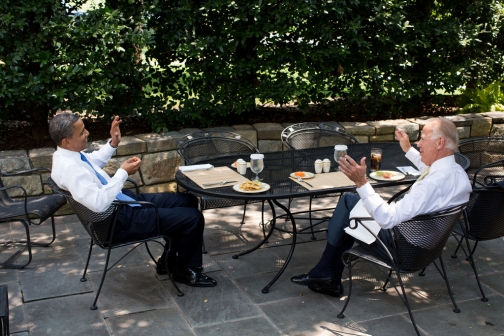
[289,172,356,190]
[181,166,247,189]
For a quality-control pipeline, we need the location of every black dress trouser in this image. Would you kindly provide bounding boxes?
[115,191,204,269]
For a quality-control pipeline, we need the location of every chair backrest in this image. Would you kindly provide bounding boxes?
[471,159,504,187]
[281,122,359,150]
[391,204,466,272]
[463,185,504,240]
[46,177,117,248]
[458,136,504,171]
[177,131,259,165]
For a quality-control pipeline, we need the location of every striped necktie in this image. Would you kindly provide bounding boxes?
[80,153,140,207]
[407,167,430,194]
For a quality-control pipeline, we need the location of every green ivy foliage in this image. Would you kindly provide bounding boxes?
[1,0,503,136]
[146,0,503,124]
[0,0,155,138]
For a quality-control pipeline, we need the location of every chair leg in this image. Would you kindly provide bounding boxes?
[395,270,422,336]
[81,239,94,282]
[419,267,427,276]
[90,245,113,310]
[240,201,248,224]
[308,197,316,240]
[0,220,32,269]
[451,233,464,258]
[163,236,184,297]
[437,256,462,311]
[462,237,487,301]
[337,261,353,319]
[380,270,393,291]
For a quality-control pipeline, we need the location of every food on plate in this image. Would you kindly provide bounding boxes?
[374,171,397,179]
[294,171,306,177]
[239,180,263,191]
[375,171,384,176]
[382,171,395,178]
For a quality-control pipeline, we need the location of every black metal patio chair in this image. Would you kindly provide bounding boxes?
[46,177,184,310]
[177,131,266,250]
[458,136,504,185]
[281,122,359,240]
[0,168,66,268]
[449,159,504,302]
[337,192,466,336]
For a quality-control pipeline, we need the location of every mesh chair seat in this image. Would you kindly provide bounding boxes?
[0,194,66,224]
[281,122,359,239]
[46,177,184,308]
[177,131,263,248]
[338,195,466,336]
[458,136,504,184]
[1,169,66,268]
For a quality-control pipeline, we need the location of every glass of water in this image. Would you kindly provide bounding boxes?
[250,154,265,181]
[334,145,348,171]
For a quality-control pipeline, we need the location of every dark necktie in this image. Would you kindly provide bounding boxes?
[80,153,140,207]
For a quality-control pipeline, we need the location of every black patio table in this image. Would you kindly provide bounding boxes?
[175,142,470,293]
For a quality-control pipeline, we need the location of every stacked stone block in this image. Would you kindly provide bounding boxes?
[1,112,503,215]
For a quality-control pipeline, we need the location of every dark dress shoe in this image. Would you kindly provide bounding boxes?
[291,273,334,287]
[172,267,217,287]
[308,283,344,297]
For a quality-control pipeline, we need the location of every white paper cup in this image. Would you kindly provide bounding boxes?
[237,161,247,175]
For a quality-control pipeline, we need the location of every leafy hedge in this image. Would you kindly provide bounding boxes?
[1,0,503,137]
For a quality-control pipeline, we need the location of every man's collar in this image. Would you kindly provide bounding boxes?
[430,154,456,173]
[56,146,83,158]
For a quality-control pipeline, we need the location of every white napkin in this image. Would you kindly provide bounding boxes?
[397,166,421,176]
[344,200,381,244]
[178,164,214,172]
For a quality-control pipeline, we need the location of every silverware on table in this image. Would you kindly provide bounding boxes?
[297,177,314,188]
[202,180,238,187]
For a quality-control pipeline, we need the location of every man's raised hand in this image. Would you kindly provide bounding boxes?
[110,116,122,147]
[338,156,368,188]
[395,127,411,153]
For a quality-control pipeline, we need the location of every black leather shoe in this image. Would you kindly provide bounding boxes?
[308,283,344,297]
[291,273,334,287]
[172,267,217,287]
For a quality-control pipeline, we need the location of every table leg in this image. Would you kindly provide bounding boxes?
[232,199,277,259]
[262,199,297,294]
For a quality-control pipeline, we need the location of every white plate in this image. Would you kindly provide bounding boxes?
[231,162,251,168]
[369,170,406,181]
[233,182,271,193]
[289,172,315,179]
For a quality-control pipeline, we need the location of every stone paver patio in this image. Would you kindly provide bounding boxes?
[2,189,504,335]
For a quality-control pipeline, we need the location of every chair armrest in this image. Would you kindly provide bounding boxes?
[111,200,162,235]
[125,178,139,194]
[347,217,397,267]
[387,185,412,204]
[1,168,51,177]
[0,185,29,220]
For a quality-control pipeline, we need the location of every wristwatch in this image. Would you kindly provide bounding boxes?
[108,140,118,148]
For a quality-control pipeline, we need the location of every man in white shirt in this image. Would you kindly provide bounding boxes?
[50,113,217,287]
[291,117,471,297]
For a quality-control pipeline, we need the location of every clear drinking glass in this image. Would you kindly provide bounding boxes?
[334,145,348,171]
[250,154,265,181]
[370,148,382,172]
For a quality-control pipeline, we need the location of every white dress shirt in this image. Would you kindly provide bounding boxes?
[51,143,128,213]
[356,147,472,229]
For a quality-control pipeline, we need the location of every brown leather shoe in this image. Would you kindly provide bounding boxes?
[172,267,217,287]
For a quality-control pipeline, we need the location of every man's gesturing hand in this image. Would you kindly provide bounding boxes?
[121,157,141,175]
[110,115,122,147]
[338,156,368,188]
[395,127,411,153]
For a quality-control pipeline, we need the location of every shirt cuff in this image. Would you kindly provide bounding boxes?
[405,147,419,161]
[115,168,129,182]
[356,182,375,199]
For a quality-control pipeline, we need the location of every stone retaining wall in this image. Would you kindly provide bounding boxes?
[1,112,503,215]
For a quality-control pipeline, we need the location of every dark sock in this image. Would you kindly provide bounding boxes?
[308,243,340,278]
